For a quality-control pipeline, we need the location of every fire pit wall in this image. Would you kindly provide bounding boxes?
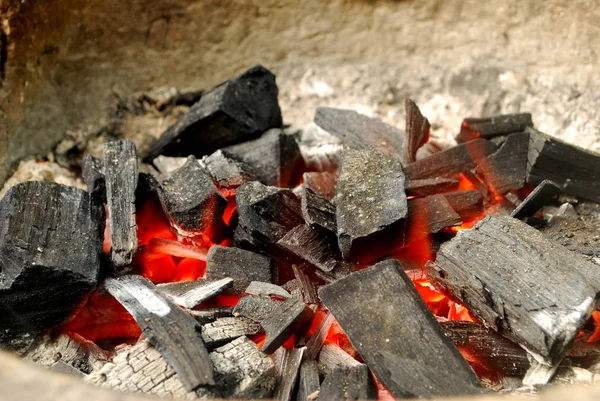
[2,0,600,400]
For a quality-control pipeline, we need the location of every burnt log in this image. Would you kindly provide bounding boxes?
[476,132,529,194]
[202,150,256,192]
[403,99,430,164]
[428,216,600,365]
[319,365,377,401]
[511,180,561,220]
[405,177,460,197]
[201,317,262,348]
[319,260,482,399]
[456,113,533,143]
[406,194,462,240]
[274,347,305,401]
[157,278,234,309]
[0,182,103,337]
[442,190,484,220]
[297,360,320,401]
[82,154,106,203]
[278,225,345,273]
[144,65,282,161]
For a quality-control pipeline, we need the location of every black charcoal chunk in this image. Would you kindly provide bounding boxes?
[319,260,482,399]
[297,360,320,401]
[305,313,335,361]
[201,317,262,348]
[319,365,377,401]
[405,177,460,197]
[292,265,319,305]
[403,99,431,164]
[0,182,104,336]
[157,278,233,309]
[511,180,561,220]
[301,186,336,234]
[457,113,533,143]
[202,150,255,191]
[278,225,345,273]
[144,65,282,161]
[82,154,105,203]
[406,194,462,240]
[303,172,337,201]
[442,190,484,220]
[477,132,530,194]
[274,347,305,401]
[188,306,234,325]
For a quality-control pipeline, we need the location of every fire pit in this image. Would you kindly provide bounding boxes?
[2,1,600,401]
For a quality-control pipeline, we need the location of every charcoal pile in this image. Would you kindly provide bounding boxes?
[3,65,600,400]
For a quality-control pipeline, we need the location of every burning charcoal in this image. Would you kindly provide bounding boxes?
[298,123,344,172]
[105,275,214,390]
[441,321,530,377]
[403,99,431,164]
[278,225,345,273]
[511,180,561,220]
[476,132,529,194]
[203,150,255,192]
[428,216,600,365]
[317,343,363,374]
[188,306,234,325]
[298,360,320,401]
[526,128,600,202]
[406,194,462,240]
[319,260,482,398]
[234,294,314,354]
[442,190,484,220]
[157,278,234,309]
[319,365,377,401]
[246,281,292,299]
[0,182,103,336]
[157,155,227,242]
[336,148,408,261]
[82,154,105,202]
[314,107,404,160]
[301,186,336,234]
[223,128,306,188]
[201,317,262,348]
[104,139,138,268]
[144,65,282,161]
[405,177,460,197]
[205,246,275,294]
[292,265,319,304]
[303,171,337,201]
[405,139,497,180]
[152,155,187,174]
[305,313,335,361]
[456,113,533,143]
[274,347,305,401]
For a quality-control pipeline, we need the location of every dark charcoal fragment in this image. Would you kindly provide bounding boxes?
[223,128,305,188]
[82,154,105,203]
[205,245,275,294]
[319,365,377,401]
[303,172,337,201]
[0,182,104,336]
[201,317,262,348]
[158,155,227,242]
[144,65,282,161]
[336,148,408,261]
[403,99,430,164]
[292,265,319,304]
[405,177,460,197]
[539,215,600,263]
[157,278,233,309]
[188,306,234,325]
[304,312,335,361]
[319,260,482,399]
[442,190,484,220]
[278,225,345,273]
[314,107,405,159]
[428,216,600,365]
[297,360,320,401]
[526,127,600,202]
[274,347,304,401]
[406,194,462,241]
[511,180,561,220]
[104,139,138,268]
[477,132,530,194]
[456,113,533,143]
[301,186,336,234]
[202,150,255,192]
[317,343,362,374]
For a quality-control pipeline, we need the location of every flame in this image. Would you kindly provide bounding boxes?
[587,311,600,343]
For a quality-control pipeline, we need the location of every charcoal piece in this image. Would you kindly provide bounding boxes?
[305,313,335,361]
[406,194,462,240]
[223,128,306,187]
[298,123,344,172]
[105,275,214,390]
[403,99,430,164]
[319,365,377,401]
[297,360,320,401]
[82,154,105,202]
[405,177,460,197]
[135,172,160,209]
[317,344,362,375]
[405,139,498,180]
[278,225,344,273]
[205,245,275,294]
[0,182,103,336]
[511,180,561,220]
[319,260,482,399]
[526,128,600,202]
[274,347,305,401]
[188,306,234,325]
[292,265,319,304]
[303,172,337,201]
[104,139,139,267]
[201,317,262,348]
[456,113,533,143]
[539,215,600,262]
[336,148,408,261]
[462,170,490,199]
[283,279,304,302]
[314,107,405,160]
[523,359,559,386]
[144,65,282,161]
[157,155,227,241]
[157,278,233,309]
[245,281,292,299]
[428,216,600,365]
[442,190,484,220]
[301,186,336,234]
[202,150,255,191]
[234,295,314,354]
[476,132,530,194]
[441,321,530,377]
[152,155,187,174]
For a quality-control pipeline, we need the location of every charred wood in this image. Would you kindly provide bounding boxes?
[317,343,362,375]
[303,172,337,201]
[82,154,106,203]
[442,190,484,220]
[188,306,234,325]
[297,360,320,401]
[301,186,336,234]
[319,365,377,401]
[274,347,305,401]
[292,265,319,305]
[304,313,335,361]
[403,99,430,164]
[511,180,561,220]
[278,225,345,273]
[406,194,462,240]
[456,113,533,143]
[202,150,255,191]
[201,317,262,348]
[157,278,234,309]
[405,177,460,197]
[476,132,529,194]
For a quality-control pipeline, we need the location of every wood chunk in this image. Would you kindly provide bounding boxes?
[526,128,600,202]
[205,246,275,294]
[157,278,233,309]
[303,172,337,201]
[278,225,344,273]
[511,180,561,220]
[305,313,335,361]
[202,150,255,191]
[82,154,106,202]
[104,139,139,267]
[105,275,214,390]
[319,260,482,399]
[301,186,336,234]
[442,190,484,220]
[297,360,320,401]
[274,347,305,401]
[457,113,533,143]
[188,306,234,325]
[201,317,262,348]
[406,194,462,240]
[317,343,362,376]
[405,139,498,180]
[144,65,282,161]
[403,99,431,164]
[314,107,405,160]
[336,148,408,261]
[319,365,377,401]
[405,177,460,197]
[292,265,319,304]
[246,281,292,299]
[223,128,306,188]
[157,155,227,242]
[234,294,282,322]
[428,216,600,365]
[441,321,530,377]
[0,182,104,335]
[477,132,529,194]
